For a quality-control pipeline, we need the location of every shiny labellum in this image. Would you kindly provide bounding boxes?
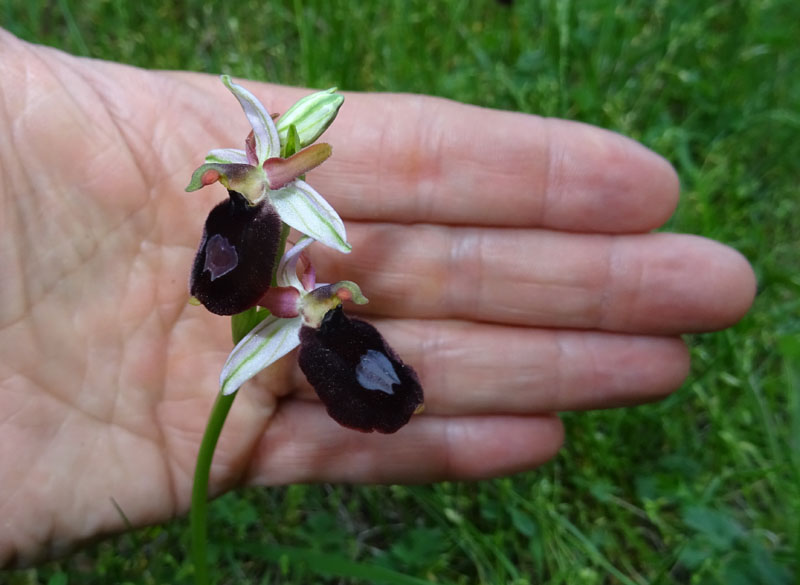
[298,305,424,434]
[190,190,281,315]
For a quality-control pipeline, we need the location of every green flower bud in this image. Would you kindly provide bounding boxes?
[276,88,344,149]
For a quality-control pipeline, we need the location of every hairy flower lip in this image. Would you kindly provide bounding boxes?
[190,191,282,316]
[298,305,425,434]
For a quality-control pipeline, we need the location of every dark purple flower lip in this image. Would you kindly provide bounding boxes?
[190,190,281,315]
[298,305,424,434]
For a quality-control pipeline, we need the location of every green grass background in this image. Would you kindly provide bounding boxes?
[3,0,798,583]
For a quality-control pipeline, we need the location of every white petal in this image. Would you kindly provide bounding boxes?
[221,75,280,165]
[205,148,249,164]
[270,180,351,253]
[219,315,302,395]
[276,236,314,290]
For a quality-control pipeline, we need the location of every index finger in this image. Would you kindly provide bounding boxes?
[277,92,680,232]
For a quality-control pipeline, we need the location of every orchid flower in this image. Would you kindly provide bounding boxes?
[219,237,424,433]
[186,76,349,315]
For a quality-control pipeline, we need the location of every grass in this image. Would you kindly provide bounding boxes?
[3,0,799,583]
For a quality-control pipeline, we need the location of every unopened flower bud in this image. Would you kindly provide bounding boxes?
[276,88,344,150]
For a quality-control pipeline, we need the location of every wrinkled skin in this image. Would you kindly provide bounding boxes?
[0,29,755,567]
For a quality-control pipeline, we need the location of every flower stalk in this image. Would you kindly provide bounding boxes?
[190,390,236,585]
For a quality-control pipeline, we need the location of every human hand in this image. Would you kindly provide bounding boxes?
[0,30,755,567]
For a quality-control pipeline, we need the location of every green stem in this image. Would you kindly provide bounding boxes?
[191,390,236,585]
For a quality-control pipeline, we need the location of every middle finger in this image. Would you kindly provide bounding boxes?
[312,224,753,335]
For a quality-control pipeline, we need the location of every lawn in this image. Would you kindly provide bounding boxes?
[3,0,798,583]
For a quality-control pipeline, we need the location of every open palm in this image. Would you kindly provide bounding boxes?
[0,30,755,567]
